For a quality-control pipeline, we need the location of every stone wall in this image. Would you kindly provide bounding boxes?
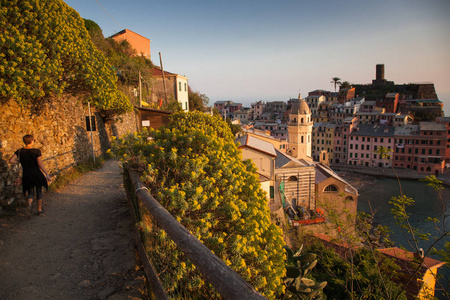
[0,96,138,208]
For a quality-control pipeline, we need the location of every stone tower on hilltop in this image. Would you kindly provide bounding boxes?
[287,94,313,159]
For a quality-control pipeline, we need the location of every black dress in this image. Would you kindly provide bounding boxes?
[15,148,48,195]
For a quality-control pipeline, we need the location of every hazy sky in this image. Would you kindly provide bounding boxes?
[63,0,450,115]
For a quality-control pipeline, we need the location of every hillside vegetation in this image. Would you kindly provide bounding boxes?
[0,0,132,114]
[112,112,286,299]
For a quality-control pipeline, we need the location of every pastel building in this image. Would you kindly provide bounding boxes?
[348,124,395,167]
[338,87,356,104]
[393,114,413,127]
[305,95,326,116]
[333,117,358,164]
[312,122,336,164]
[151,67,189,111]
[393,125,420,170]
[251,101,266,120]
[360,100,377,112]
[355,111,381,125]
[232,108,250,124]
[313,101,331,123]
[437,117,450,168]
[110,29,151,60]
[378,92,400,113]
[393,122,446,174]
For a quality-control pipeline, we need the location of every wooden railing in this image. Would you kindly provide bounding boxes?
[124,167,267,300]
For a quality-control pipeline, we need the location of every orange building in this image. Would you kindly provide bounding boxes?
[338,87,355,104]
[110,29,151,60]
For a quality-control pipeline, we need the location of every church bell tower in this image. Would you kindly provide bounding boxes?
[287,94,313,159]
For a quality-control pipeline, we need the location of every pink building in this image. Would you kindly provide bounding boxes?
[348,124,395,167]
[251,101,266,120]
[333,117,358,164]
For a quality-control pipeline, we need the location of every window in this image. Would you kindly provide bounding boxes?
[184,83,187,91]
[324,185,338,192]
[288,176,298,181]
[429,149,432,155]
[381,138,384,143]
[179,82,182,91]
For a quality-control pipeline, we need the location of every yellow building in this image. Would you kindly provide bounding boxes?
[312,122,336,164]
[378,247,445,300]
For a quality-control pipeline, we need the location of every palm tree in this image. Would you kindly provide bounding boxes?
[330,77,341,92]
[339,81,352,89]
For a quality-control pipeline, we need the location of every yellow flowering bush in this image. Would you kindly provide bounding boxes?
[0,0,132,113]
[112,112,286,299]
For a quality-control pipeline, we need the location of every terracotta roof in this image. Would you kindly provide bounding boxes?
[378,247,445,299]
[378,247,445,270]
[152,67,178,77]
[314,163,358,194]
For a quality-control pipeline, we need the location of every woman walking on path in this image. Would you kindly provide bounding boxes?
[9,134,51,215]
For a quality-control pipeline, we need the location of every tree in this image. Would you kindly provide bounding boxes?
[303,189,406,299]
[302,236,405,300]
[339,81,352,89]
[188,87,209,111]
[0,0,132,114]
[111,111,286,299]
[226,117,243,136]
[330,77,341,92]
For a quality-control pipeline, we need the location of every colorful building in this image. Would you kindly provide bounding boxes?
[312,122,336,164]
[348,124,395,167]
[151,67,189,111]
[110,29,151,60]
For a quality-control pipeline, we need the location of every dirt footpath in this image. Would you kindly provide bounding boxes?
[0,160,146,300]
